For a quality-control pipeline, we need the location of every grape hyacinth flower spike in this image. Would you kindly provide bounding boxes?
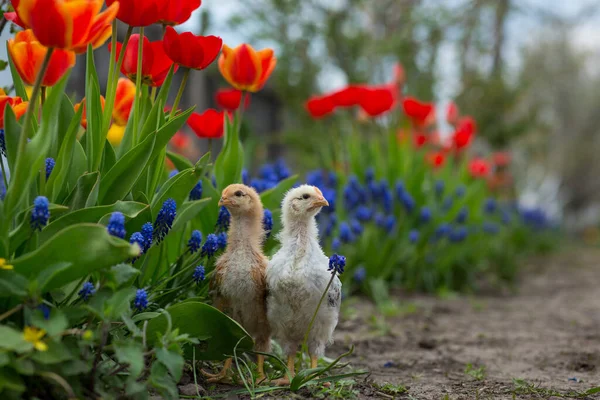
[45,158,55,180]
[141,223,153,252]
[328,254,346,275]
[193,265,205,284]
[107,212,126,239]
[187,230,203,253]
[263,209,273,238]
[78,282,96,301]
[31,196,50,231]
[201,233,219,258]
[134,289,148,311]
[154,199,176,243]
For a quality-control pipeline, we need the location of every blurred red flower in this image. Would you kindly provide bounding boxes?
[492,151,511,167]
[452,116,477,150]
[330,85,367,108]
[159,0,202,26]
[74,96,106,129]
[188,109,224,139]
[106,0,162,27]
[426,151,445,168]
[413,133,428,148]
[163,26,222,70]
[446,101,459,125]
[109,35,177,87]
[402,97,435,128]
[305,95,336,119]
[170,131,190,149]
[468,158,490,178]
[393,63,405,87]
[359,86,395,117]
[215,88,250,111]
[113,78,135,126]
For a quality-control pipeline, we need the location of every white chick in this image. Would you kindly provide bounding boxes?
[266,185,342,385]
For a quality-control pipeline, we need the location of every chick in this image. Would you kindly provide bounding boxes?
[266,185,342,385]
[202,184,271,383]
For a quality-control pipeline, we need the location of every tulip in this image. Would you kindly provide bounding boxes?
[492,151,511,167]
[109,35,178,87]
[218,43,276,92]
[468,158,491,178]
[359,86,395,117]
[7,30,76,87]
[106,0,162,27]
[413,133,428,148]
[113,78,135,126]
[402,97,435,129]
[446,101,459,125]
[170,131,190,149]
[426,151,445,169]
[305,95,336,119]
[74,96,106,129]
[0,95,28,129]
[160,0,202,26]
[163,26,222,70]
[453,116,476,150]
[187,109,224,139]
[330,85,366,108]
[215,88,250,111]
[107,124,125,146]
[15,0,120,51]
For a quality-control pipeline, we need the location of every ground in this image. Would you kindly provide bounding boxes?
[184,246,600,399]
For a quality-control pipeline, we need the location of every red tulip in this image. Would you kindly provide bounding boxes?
[426,151,445,168]
[170,131,190,149]
[215,88,249,111]
[393,63,405,86]
[106,0,162,27]
[359,86,395,117]
[305,95,336,119]
[163,26,222,70]
[187,109,224,139]
[492,151,511,167]
[330,85,366,108]
[0,93,28,129]
[453,116,476,150]
[109,35,177,87]
[446,101,459,125]
[402,97,435,128]
[413,133,428,148]
[468,158,490,178]
[159,0,202,26]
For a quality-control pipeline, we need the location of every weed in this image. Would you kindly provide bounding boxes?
[376,382,408,396]
[511,378,600,398]
[464,363,487,381]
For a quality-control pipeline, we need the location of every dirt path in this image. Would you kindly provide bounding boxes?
[328,245,600,399]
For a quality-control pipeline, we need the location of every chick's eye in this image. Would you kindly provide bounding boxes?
[234,190,244,197]
[302,193,311,200]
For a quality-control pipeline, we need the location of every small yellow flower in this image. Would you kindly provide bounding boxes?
[82,330,93,341]
[23,326,48,352]
[0,258,13,270]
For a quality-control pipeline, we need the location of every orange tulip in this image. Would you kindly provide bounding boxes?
[107,124,125,146]
[74,96,106,129]
[0,94,28,129]
[113,78,135,126]
[218,44,276,92]
[15,0,119,51]
[8,30,76,87]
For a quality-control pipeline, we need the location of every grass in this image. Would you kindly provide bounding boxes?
[375,382,409,396]
[510,378,600,399]
[464,363,487,381]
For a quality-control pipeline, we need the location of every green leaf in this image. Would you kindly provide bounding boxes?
[132,312,160,323]
[214,114,244,190]
[150,168,203,220]
[155,347,184,382]
[52,94,76,157]
[260,175,299,211]
[171,199,211,233]
[114,341,145,378]
[33,262,72,294]
[150,362,179,400]
[0,353,8,368]
[101,140,117,176]
[0,326,31,353]
[145,302,253,360]
[40,201,148,243]
[98,133,156,205]
[85,45,105,171]
[11,224,139,291]
[147,106,195,166]
[104,287,136,319]
[166,151,194,171]
[0,271,28,298]
[13,358,35,375]
[108,263,140,289]
[0,367,26,394]
[30,340,73,365]
[9,203,70,254]
[63,172,100,210]
[31,308,68,337]
[3,105,21,172]
[60,140,88,203]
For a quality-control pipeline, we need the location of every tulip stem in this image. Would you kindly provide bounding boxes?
[150,86,157,105]
[103,26,133,133]
[169,69,189,120]
[132,27,145,145]
[11,48,54,196]
[40,87,46,107]
[0,158,8,189]
[105,20,118,101]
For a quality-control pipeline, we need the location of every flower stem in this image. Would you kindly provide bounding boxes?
[0,156,9,189]
[169,68,189,119]
[132,27,145,145]
[40,87,46,107]
[301,272,337,356]
[150,86,157,105]
[105,19,118,99]
[0,303,23,322]
[102,26,133,133]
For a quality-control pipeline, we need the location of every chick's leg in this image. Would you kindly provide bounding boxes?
[272,355,295,386]
[310,354,331,387]
[201,358,232,383]
[256,354,266,382]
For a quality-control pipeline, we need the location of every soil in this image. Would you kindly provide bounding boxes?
[187,246,600,399]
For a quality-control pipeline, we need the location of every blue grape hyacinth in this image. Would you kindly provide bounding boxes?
[420,206,432,223]
[141,223,153,252]
[201,233,219,258]
[353,266,366,283]
[484,198,497,214]
[217,232,228,250]
[350,219,363,236]
[435,180,445,197]
[449,226,468,243]
[339,222,354,243]
[107,212,126,239]
[216,206,231,233]
[78,282,96,301]
[31,196,50,231]
[456,207,468,224]
[409,230,419,244]
[189,180,203,200]
[332,237,342,251]
[187,230,203,253]
[328,254,346,275]
[153,198,176,242]
[193,265,205,284]
[168,169,178,179]
[134,289,148,311]
[129,232,145,253]
[356,205,373,222]
[263,209,273,238]
[45,157,55,180]
[0,129,5,156]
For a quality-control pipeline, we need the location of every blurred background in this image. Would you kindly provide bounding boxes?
[2,0,600,231]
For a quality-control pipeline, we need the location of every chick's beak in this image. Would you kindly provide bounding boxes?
[218,197,228,207]
[312,196,329,208]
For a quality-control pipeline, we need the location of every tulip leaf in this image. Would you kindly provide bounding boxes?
[166,151,194,171]
[85,45,105,172]
[150,168,202,220]
[116,108,136,159]
[147,106,195,165]
[98,133,156,205]
[145,302,254,360]
[4,72,70,217]
[40,201,148,243]
[3,104,21,172]
[46,104,84,202]
[59,141,88,204]
[260,175,299,211]
[171,199,211,233]
[9,203,70,254]
[193,177,221,235]
[101,140,117,176]
[11,223,139,292]
[214,113,244,190]
[53,94,76,157]
[64,172,100,210]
